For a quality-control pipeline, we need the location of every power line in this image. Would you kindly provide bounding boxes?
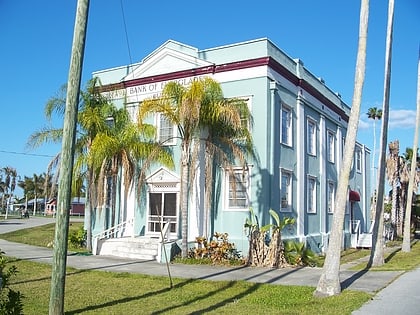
[0,149,54,158]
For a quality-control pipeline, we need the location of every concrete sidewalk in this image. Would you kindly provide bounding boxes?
[0,217,418,314]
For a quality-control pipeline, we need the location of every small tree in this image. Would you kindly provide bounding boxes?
[245,209,295,268]
[0,250,24,314]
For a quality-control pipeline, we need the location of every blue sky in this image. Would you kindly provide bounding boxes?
[1,1,419,198]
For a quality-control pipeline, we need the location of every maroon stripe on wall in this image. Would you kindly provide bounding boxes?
[97,57,349,122]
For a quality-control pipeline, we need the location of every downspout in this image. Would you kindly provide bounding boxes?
[269,81,278,211]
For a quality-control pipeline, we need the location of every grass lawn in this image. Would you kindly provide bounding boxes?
[3,224,419,314]
[7,258,370,315]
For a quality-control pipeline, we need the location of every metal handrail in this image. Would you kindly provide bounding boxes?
[93,217,134,240]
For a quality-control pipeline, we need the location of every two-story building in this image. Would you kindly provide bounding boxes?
[91,38,371,259]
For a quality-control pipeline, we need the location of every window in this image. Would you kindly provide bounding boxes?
[157,114,176,145]
[281,170,292,212]
[327,181,335,213]
[307,119,317,156]
[226,168,249,210]
[307,176,317,213]
[327,131,335,163]
[355,147,362,173]
[281,106,292,146]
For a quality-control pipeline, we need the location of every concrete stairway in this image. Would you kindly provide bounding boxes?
[96,237,159,260]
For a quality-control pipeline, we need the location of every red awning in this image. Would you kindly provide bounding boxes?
[349,190,360,202]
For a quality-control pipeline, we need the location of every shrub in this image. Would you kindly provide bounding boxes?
[283,241,318,267]
[68,226,86,249]
[188,232,242,265]
[0,249,24,314]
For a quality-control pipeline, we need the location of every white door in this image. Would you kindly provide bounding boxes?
[147,192,177,237]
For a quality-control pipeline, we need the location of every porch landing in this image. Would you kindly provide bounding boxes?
[96,236,160,260]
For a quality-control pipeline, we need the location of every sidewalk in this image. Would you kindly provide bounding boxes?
[0,217,418,313]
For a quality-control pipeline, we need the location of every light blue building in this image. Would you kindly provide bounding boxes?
[91,38,371,259]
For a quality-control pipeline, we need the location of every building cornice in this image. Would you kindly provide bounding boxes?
[97,56,349,122]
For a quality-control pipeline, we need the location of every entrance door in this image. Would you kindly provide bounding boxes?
[148,192,177,237]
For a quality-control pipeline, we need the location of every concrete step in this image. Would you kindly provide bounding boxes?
[357,233,372,248]
[97,237,159,260]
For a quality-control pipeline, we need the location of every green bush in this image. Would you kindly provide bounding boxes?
[68,225,86,249]
[283,241,318,267]
[0,250,24,314]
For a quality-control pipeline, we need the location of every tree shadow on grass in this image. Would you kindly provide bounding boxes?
[150,281,262,315]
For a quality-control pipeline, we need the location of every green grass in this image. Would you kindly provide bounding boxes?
[6,258,371,315]
[0,222,87,253]
[4,224,419,314]
[351,240,420,271]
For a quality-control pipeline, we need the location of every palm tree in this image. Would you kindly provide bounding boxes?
[198,94,254,237]
[138,77,254,257]
[369,0,394,267]
[367,106,383,214]
[402,61,420,252]
[88,106,174,231]
[314,0,369,297]
[386,140,400,237]
[28,78,117,251]
[1,167,17,219]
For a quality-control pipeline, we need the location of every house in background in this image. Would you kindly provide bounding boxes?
[45,197,85,216]
[91,38,371,259]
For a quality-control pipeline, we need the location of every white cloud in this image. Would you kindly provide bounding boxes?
[358,109,416,130]
[389,109,416,129]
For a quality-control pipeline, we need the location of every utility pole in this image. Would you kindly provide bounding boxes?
[49,1,89,314]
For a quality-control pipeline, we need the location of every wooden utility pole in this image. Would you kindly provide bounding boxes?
[49,1,89,314]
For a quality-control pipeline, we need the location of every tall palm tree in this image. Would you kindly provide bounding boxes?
[1,167,17,219]
[88,106,174,230]
[402,55,420,252]
[28,78,117,251]
[198,93,254,237]
[138,77,254,257]
[386,140,400,237]
[314,0,369,297]
[367,106,383,214]
[369,0,395,267]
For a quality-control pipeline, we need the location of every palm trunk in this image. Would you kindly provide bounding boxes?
[180,140,190,258]
[402,48,420,252]
[314,0,369,297]
[369,0,394,266]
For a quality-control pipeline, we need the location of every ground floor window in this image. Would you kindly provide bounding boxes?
[226,168,250,210]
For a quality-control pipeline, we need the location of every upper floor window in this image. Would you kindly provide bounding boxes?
[307,118,317,156]
[327,130,335,163]
[226,168,250,210]
[307,176,317,214]
[280,170,292,212]
[157,114,176,145]
[355,147,362,173]
[281,106,292,146]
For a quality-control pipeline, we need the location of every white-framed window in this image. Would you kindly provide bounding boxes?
[307,118,317,156]
[157,114,177,145]
[327,130,335,163]
[355,147,362,173]
[307,176,317,213]
[281,105,292,146]
[280,170,292,212]
[327,181,335,213]
[226,168,250,210]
